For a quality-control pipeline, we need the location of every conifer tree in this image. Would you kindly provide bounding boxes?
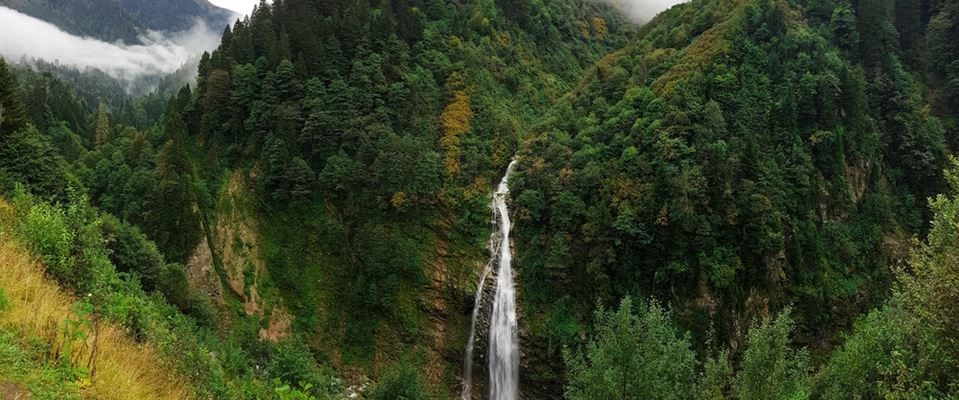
[93,103,111,146]
[0,58,26,136]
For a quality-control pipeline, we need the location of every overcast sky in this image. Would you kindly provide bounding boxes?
[208,0,260,16]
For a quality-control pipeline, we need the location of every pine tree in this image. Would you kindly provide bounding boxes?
[0,58,27,136]
[564,298,697,400]
[94,103,111,146]
[287,157,315,205]
[733,310,809,400]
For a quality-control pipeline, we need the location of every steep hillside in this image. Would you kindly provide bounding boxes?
[0,200,189,400]
[2,0,636,396]
[164,0,635,394]
[117,0,236,32]
[1,0,958,397]
[0,0,141,43]
[511,0,958,392]
[0,0,234,43]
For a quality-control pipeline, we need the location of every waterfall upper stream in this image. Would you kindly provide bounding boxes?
[462,160,519,400]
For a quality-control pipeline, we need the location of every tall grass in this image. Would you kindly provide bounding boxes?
[0,220,190,399]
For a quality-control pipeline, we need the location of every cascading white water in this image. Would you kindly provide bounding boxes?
[487,160,520,399]
[461,237,496,399]
[462,161,520,400]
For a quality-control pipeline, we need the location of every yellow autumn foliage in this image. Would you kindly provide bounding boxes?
[591,17,608,38]
[440,83,472,177]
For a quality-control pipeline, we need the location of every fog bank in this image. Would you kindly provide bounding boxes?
[603,0,688,24]
[0,6,220,82]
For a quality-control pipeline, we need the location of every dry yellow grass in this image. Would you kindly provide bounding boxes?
[0,203,191,400]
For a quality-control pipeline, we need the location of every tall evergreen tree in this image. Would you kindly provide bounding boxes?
[93,103,111,146]
[0,58,27,136]
[564,298,697,400]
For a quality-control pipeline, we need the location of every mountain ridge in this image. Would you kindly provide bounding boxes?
[0,0,235,43]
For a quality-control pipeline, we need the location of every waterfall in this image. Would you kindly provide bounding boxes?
[462,160,519,400]
[461,236,496,399]
[487,160,520,399]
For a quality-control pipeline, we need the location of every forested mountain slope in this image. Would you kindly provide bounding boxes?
[1,0,635,397]
[0,0,234,43]
[167,0,633,394]
[512,0,959,394]
[116,0,236,32]
[1,0,958,398]
[0,0,141,42]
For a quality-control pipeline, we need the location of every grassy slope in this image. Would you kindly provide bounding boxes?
[0,200,189,400]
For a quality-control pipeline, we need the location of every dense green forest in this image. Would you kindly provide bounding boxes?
[513,0,959,392]
[0,0,958,398]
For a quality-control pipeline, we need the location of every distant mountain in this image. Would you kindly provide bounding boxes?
[116,0,236,33]
[0,0,142,43]
[0,0,235,43]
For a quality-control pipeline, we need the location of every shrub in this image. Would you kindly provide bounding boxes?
[367,363,425,400]
[100,214,164,289]
[267,340,336,396]
[17,200,73,281]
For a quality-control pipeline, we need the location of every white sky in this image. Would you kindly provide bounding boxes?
[208,0,261,16]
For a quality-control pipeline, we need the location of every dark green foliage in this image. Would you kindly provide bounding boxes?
[0,0,141,42]
[923,0,959,143]
[817,158,959,399]
[367,362,425,400]
[100,213,195,313]
[512,2,948,385]
[4,0,959,397]
[267,341,335,396]
[101,214,165,287]
[0,0,234,43]
[733,310,809,400]
[141,107,203,263]
[0,58,27,136]
[0,125,74,200]
[116,0,235,32]
[564,297,697,400]
[185,0,633,377]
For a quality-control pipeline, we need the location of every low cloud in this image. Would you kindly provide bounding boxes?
[602,0,688,24]
[0,6,221,82]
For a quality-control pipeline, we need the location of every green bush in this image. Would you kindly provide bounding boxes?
[16,198,73,281]
[267,340,336,397]
[100,214,164,289]
[367,362,425,400]
[0,124,74,201]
